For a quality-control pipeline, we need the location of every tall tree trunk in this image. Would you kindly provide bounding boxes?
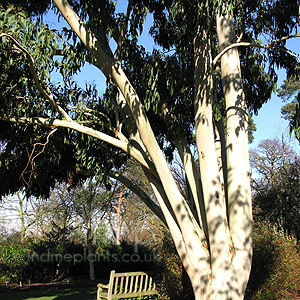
[193,28,233,300]
[112,186,124,245]
[216,10,253,299]
[87,216,95,281]
[17,192,26,243]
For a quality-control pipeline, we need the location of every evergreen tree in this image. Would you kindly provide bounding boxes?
[0,1,299,298]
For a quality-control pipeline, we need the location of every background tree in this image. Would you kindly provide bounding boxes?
[73,177,109,280]
[106,158,165,245]
[249,138,297,190]
[250,138,300,241]
[117,159,165,244]
[253,158,300,242]
[0,193,29,243]
[0,1,299,299]
[0,192,47,242]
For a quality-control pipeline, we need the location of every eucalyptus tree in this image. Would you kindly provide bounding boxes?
[0,0,300,299]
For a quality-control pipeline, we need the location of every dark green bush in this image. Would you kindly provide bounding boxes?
[28,237,87,282]
[0,224,88,284]
[95,240,157,278]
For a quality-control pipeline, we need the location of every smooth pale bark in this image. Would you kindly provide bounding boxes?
[161,107,205,228]
[217,12,253,298]
[0,116,154,175]
[214,119,228,203]
[194,31,234,299]
[174,136,207,234]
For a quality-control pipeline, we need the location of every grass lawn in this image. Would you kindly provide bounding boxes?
[0,286,96,300]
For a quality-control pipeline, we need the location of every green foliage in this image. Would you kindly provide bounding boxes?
[0,7,60,110]
[0,7,73,196]
[0,1,50,16]
[293,98,300,142]
[235,0,300,75]
[0,233,87,284]
[1,0,299,197]
[0,6,128,198]
[278,77,300,142]
[245,221,300,300]
[30,233,87,282]
[0,243,30,283]
[278,77,300,103]
[248,115,257,143]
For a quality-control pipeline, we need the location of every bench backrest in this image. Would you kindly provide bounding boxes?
[108,270,158,298]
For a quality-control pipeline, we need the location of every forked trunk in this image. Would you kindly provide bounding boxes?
[52,1,253,298]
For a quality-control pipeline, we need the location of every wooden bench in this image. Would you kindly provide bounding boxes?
[97,270,158,300]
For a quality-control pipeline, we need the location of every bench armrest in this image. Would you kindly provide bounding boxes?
[97,283,109,300]
[97,283,109,290]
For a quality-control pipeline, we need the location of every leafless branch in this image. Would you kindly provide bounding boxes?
[20,128,57,186]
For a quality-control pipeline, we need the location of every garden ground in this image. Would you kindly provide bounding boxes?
[0,286,96,300]
[0,280,97,300]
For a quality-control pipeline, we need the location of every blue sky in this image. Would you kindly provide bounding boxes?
[250,36,300,153]
[44,6,300,153]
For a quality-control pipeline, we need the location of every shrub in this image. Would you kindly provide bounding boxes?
[28,237,87,282]
[245,221,300,300]
[95,240,157,278]
[0,243,31,283]
[0,236,88,284]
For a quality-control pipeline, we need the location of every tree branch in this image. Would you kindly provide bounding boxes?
[20,128,58,186]
[0,115,156,176]
[109,171,167,226]
[213,34,300,67]
[0,32,72,122]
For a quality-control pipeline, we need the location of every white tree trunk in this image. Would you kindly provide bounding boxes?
[216,10,253,299]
